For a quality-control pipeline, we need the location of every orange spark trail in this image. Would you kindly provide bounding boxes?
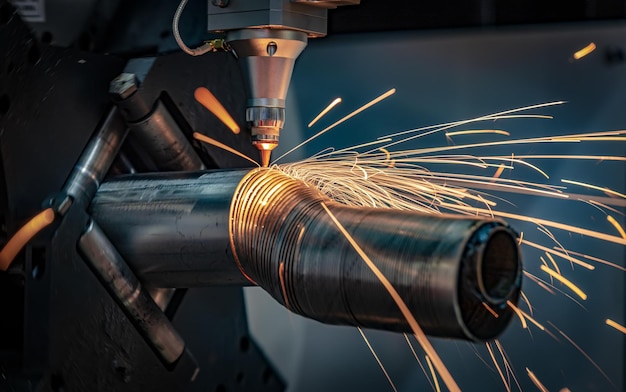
[486,342,511,392]
[491,164,506,182]
[308,97,342,128]
[540,265,588,301]
[320,202,460,392]
[562,179,626,199]
[507,300,527,329]
[605,319,626,334]
[522,240,595,270]
[425,355,441,392]
[403,334,436,391]
[0,208,55,271]
[520,291,534,315]
[482,302,499,318]
[194,87,240,134]
[560,248,626,272]
[275,88,396,163]
[507,301,545,331]
[548,321,614,385]
[607,215,626,239]
[357,327,397,392]
[193,132,259,166]
[445,129,510,138]
[573,42,596,60]
[526,368,549,392]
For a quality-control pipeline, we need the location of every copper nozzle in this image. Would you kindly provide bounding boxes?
[259,150,271,167]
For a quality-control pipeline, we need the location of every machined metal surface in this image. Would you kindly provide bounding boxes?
[78,219,186,365]
[91,168,521,341]
[63,107,128,207]
[90,170,250,288]
[207,0,328,37]
[227,29,307,160]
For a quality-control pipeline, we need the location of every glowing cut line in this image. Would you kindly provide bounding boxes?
[607,215,626,239]
[540,265,587,300]
[308,97,342,128]
[605,319,626,334]
[573,42,596,60]
[357,327,397,392]
[193,132,259,166]
[320,202,460,392]
[0,208,55,271]
[194,87,240,134]
[275,88,396,163]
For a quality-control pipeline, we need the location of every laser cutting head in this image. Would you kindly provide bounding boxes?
[207,0,360,166]
[226,29,308,167]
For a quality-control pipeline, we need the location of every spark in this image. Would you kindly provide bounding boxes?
[520,291,534,315]
[320,202,460,392]
[540,265,587,300]
[495,340,523,392]
[573,42,596,60]
[507,300,546,331]
[193,132,259,166]
[545,252,561,275]
[0,208,55,271]
[605,319,626,334]
[357,327,398,392]
[486,342,511,392]
[522,240,594,270]
[308,97,342,128]
[562,248,626,272]
[194,87,240,134]
[562,179,626,199]
[445,129,510,138]
[482,302,500,318]
[275,88,396,163]
[403,334,436,391]
[606,215,626,239]
[278,262,290,310]
[526,368,549,392]
[548,321,614,385]
[507,300,528,329]
[491,164,506,181]
[425,355,441,392]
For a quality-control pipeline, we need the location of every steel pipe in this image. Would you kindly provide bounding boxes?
[90,168,522,341]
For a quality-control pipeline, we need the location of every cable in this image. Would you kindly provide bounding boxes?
[173,0,214,56]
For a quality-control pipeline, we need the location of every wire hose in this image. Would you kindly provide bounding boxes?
[173,0,214,56]
[230,169,522,341]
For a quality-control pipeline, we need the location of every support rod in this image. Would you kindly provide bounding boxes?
[78,219,185,365]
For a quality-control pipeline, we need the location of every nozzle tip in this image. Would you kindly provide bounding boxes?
[260,150,271,167]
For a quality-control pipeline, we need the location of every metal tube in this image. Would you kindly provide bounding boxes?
[90,168,522,341]
[110,73,206,172]
[78,220,185,365]
[63,107,128,206]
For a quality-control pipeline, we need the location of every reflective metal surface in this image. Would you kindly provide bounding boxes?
[90,170,251,287]
[91,168,520,341]
[63,107,128,206]
[78,219,186,365]
[231,169,521,341]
